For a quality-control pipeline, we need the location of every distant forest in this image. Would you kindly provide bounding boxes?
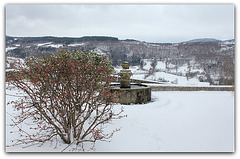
[6,36,119,45]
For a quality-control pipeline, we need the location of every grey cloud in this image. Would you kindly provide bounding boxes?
[6,4,234,43]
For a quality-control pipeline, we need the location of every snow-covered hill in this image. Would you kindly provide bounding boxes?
[5,36,235,85]
[183,38,222,43]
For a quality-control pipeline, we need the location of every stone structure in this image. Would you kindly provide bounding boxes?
[111,62,151,104]
[119,61,132,88]
[111,84,151,104]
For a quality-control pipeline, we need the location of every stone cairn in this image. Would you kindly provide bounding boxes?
[119,61,132,88]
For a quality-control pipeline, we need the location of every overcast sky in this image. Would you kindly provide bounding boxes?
[6,4,234,43]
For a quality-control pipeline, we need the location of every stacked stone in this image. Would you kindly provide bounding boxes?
[119,61,132,88]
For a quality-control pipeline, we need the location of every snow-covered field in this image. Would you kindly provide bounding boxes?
[6,85,234,152]
[5,56,226,87]
[114,65,211,86]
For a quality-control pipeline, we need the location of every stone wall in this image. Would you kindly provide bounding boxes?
[130,78,234,91]
[111,84,151,104]
[113,77,234,92]
[150,86,234,91]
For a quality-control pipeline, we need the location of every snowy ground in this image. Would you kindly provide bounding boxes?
[6,85,234,152]
[94,91,234,152]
